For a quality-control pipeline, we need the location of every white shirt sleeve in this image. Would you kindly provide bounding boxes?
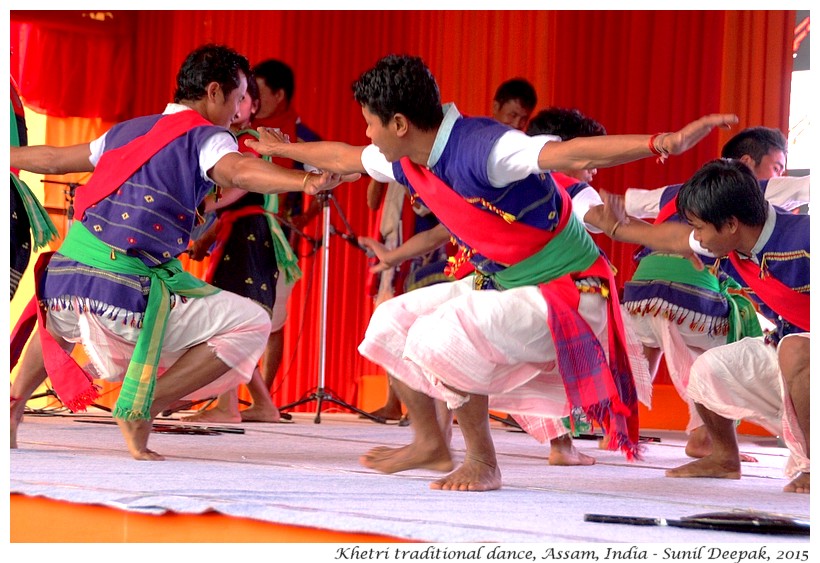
[624,187,665,219]
[200,132,239,182]
[87,129,238,184]
[688,231,715,257]
[486,131,560,187]
[764,175,810,211]
[88,133,107,167]
[361,144,396,183]
[571,185,605,233]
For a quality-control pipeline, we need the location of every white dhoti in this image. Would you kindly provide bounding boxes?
[358,276,608,425]
[687,334,810,477]
[627,311,730,433]
[47,290,271,401]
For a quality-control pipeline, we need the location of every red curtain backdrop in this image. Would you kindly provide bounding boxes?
[10,13,135,121]
[10,10,795,411]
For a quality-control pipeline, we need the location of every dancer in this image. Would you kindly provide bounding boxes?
[184,70,298,423]
[362,78,538,424]
[10,76,59,300]
[10,44,352,460]
[491,77,537,131]
[247,54,737,491]
[596,159,809,493]
[616,126,808,457]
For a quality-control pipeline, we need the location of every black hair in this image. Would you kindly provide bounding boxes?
[245,70,261,120]
[677,159,768,229]
[493,78,537,112]
[526,107,606,139]
[252,59,295,102]
[173,44,250,103]
[352,54,443,132]
[720,126,787,164]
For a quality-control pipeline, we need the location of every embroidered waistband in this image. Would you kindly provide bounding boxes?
[42,294,189,328]
[623,297,729,336]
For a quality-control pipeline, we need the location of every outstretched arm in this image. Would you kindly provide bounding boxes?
[209,152,360,196]
[588,191,696,257]
[11,144,95,174]
[359,224,450,273]
[245,127,368,174]
[537,113,738,172]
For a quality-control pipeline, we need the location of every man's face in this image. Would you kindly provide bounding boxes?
[256,78,284,119]
[362,105,402,162]
[564,167,598,184]
[687,214,737,257]
[232,90,258,129]
[744,149,786,180]
[492,99,531,131]
[213,73,247,128]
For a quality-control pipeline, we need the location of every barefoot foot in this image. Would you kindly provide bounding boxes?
[11,396,25,450]
[550,435,596,466]
[360,443,453,474]
[241,404,281,423]
[115,418,165,461]
[684,426,713,458]
[182,408,241,424]
[360,405,404,421]
[685,426,757,462]
[783,472,810,494]
[430,456,502,491]
[665,455,740,479]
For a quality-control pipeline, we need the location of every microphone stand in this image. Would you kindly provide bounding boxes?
[277,193,385,424]
[42,179,82,229]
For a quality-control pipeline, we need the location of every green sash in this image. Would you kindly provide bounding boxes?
[11,100,59,250]
[10,173,60,251]
[492,214,599,289]
[633,254,762,343]
[59,223,220,420]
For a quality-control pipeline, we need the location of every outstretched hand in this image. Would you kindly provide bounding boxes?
[662,113,738,155]
[304,171,361,195]
[599,191,705,271]
[594,190,630,236]
[358,236,395,273]
[244,127,290,156]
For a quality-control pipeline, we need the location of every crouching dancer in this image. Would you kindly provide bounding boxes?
[597,159,809,493]
[10,44,353,460]
[246,54,737,490]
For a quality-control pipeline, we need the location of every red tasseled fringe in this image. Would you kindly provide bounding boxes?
[61,385,101,413]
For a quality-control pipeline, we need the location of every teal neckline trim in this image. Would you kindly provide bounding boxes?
[428,103,461,168]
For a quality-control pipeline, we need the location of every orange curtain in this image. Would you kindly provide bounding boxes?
[39,116,115,238]
[11,10,795,410]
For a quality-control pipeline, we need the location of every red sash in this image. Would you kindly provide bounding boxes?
[10,252,100,411]
[728,251,810,331]
[654,198,678,225]
[550,171,583,191]
[74,110,212,220]
[11,109,214,411]
[399,158,571,264]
